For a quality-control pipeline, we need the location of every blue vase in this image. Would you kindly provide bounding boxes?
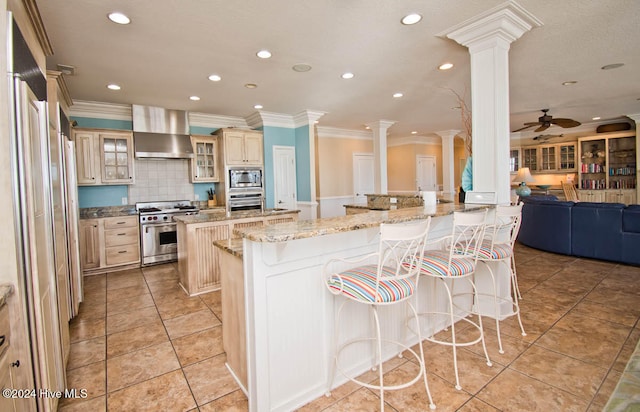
[515,182,531,197]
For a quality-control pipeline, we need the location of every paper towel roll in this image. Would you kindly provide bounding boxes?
[422,191,437,205]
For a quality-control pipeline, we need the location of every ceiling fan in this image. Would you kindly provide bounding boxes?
[533,133,564,142]
[513,109,581,133]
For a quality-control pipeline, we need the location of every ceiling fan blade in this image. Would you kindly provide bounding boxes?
[551,118,581,128]
[534,124,550,133]
[512,124,537,132]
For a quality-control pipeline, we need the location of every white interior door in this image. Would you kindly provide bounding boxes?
[417,155,437,192]
[353,153,374,203]
[273,146,297,210]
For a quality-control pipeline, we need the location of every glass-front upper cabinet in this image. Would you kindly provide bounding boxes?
[608,135,636,190]
[509,149,520,173]
[540,146,557,171]
[191,136,219,182]
[558,143,576,171]
[521,147,538,171]
[100,133,134,184]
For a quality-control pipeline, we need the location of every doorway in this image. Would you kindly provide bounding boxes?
[416,155,437,192]
[353,153,374,203]
[273,146,297,210]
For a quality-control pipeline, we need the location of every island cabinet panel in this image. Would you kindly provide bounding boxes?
[177,211,299,296]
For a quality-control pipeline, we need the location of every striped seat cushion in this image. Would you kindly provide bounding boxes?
[326,264,415,303]
[476,240,513,260]
[414,250,475,277]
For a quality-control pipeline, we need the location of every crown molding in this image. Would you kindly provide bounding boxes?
[46,70,73,108]
[246,111,296,129]
[189,112,249,129]
[69,100,132,120]
[23,0,53,56]
[293,110,327,127]
[316,126,372,140]
[388,135,441,147]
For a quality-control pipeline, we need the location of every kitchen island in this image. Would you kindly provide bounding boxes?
[174,208,299,296]
[227,202,512,412]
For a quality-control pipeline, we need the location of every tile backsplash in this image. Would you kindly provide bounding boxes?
[128,159,194,203]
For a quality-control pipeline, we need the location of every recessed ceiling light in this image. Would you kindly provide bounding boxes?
[256,50,272,59]
[292,64,312,72]
[401,13,422,25]
[411,131,418,134]
[365,126,370,130]
[106,84,121,90]
[254,104,263,109]
[393,92,404,98]
[245,83,257,89]
[190,96,200,101]
[341,72,355,80]
[108,12,130,25]
[562,81,577,86]
[601,63,624,70]
[438,63,454,70]
[208,74,222,82]
[592,116,601,120]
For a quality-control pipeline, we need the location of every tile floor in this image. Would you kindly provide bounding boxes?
[59,243,640,411]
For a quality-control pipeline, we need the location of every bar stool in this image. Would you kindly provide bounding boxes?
[414,210,492,391]
[324,219,435,410]
[475,204,527,354]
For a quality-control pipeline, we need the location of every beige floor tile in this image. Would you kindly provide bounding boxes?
[586,284,640,313]
[378,361,436,411]
[613,329,640,373]
[142,265,179,283]
[69,318,106,343]
[106,292,156,316]
[60,360,105,407]
[510,344,607,399]
[172,326,224,367]
[67,336,106,370]
[199,390,248,412]
[106,284,150,303]
[536,312,631,368]
[163,309,221,340]
[106,273,146,291]
[74,301,106,322]
[476,368,589,411]
[106,318,168,358]
[183,354,239,406]
[322,388,391,412]
[106,341,180,392]
[156,295,209,320]
[84,288,107,304]
[200,290,223,318]
[106,305,160,335]
[591,369,623,409]
[147,278,183,295]
[58,395,106,412]
[571,299,639,328]
[457,397,500,411]
[106,370,196,412]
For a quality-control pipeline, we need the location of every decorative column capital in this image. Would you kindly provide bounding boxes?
[440,0,543,49]
[294,110,327,127]
[626,113,640,124]
[365,120,397,131]
[434,130,461,141]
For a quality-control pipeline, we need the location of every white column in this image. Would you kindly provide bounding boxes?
[294,110,326,219]
[435,130,460,200]
[626,113,640,204]
[365,120,396,194]
[441,1,542,205]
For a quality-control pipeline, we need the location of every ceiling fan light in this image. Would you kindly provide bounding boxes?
[108,12,131,25]
[601,63,624,70]
[401,13,422,25]
[438,62,454,71]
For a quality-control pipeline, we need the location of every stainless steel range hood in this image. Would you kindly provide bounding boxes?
[132,105,194,159]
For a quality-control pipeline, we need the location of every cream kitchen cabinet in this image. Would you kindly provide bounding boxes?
[191,135,220,182]
[576,189,606,203]
[216,128,263,166]
[73,128,135,185]
[79,216,140,274]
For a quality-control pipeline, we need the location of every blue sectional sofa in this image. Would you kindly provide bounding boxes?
[518,196,640,266]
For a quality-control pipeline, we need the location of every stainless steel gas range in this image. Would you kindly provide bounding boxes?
[136,200,199,266]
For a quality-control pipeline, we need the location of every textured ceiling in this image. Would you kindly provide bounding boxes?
[36,0,640,137]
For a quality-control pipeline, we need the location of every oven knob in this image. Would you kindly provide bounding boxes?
[163,216,168,220]
[152,216,157,220]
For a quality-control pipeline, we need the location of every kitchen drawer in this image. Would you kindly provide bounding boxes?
[104,226,139,247]
[104,216,138,229]
[106,245,140,266]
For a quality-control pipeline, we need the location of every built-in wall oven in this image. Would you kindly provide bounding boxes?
[136,200,199,266]
[227,167,264,212]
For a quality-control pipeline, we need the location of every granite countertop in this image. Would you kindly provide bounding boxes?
[0,283,14,308]
[213,238,244,259]
[174,208,300,224]
[79,206,138,219]
[235,203,489,243]
[343,198,453,210]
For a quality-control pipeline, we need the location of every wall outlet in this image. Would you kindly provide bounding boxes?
[121,197,128,205]
[194,194,200,201]
[390,197,397,204]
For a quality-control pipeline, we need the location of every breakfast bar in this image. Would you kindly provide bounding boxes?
[220,203,514,412]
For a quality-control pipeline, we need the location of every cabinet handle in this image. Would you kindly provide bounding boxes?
[116,222,126,225]
[118,250,127,254]
[11,360,20,368]
[117,233,126,236]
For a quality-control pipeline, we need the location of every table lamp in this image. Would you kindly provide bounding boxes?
[514,167,535,197]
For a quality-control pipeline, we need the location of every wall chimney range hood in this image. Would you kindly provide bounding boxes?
[132,105,194,159]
